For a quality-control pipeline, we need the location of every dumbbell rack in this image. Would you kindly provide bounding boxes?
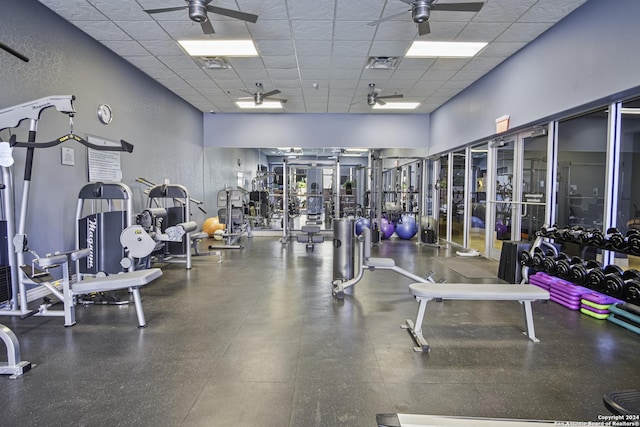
[522,225,640,336]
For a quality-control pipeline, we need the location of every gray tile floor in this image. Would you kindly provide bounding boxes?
[1,236,639,426]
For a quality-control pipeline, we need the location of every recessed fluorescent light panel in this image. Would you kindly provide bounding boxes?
[178,40,258,57]
[406,41,487,58]
[236,101,283,109]
[372,102,420,110]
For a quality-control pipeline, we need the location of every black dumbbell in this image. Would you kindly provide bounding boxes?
[575,228,604,247]
[565,226,585,243]
[531,247,546,269]
[542,252,569,275]
[570,259,603,285]
[587,264,624,292]
[556,256,584,280]
[537,225,558,238]
[624,278,640,305]
[519,250,533,267]
[625,229,640,255]
[604,269,640,299]
[604,227,627,251]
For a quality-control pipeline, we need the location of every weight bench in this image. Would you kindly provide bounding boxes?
[297,225,324,251]
[36,250,162,328]
[403,283,550,352]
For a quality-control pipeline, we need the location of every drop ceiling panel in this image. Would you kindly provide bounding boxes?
[38,0,588,114]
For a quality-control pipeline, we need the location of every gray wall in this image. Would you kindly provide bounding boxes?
[0,0,204,254]
[203,113,430,148]
[430,0,640,154]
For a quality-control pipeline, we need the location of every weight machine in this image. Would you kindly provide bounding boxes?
[279,157,338,245]
[0,96,160,327]
[212,187,250,249]
[132,178,219,268]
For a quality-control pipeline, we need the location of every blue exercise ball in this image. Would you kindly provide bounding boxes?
[355,217,371,235]
[395,216,418,240]
[471,216,485,229]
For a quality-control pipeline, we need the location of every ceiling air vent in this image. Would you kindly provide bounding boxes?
[198,56,231,69]
[365,56,399,70]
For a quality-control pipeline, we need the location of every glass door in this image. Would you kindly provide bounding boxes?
[519,133,548,241]
[451,150,466,246]
[490,139,515,259]
[437,154,449,241]
[469,144,488,253]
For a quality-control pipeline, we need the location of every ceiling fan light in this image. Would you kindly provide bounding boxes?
[236,101,283,109]
[406,41,487,58]
[372,102,420,110]
[178,40,258,57]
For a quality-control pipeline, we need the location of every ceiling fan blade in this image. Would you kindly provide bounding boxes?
[397,0,414,4]
[0,41,29,62]
[377,94,404,100]
[268,98,288,104]
[143,6,188,14]
[262,89,281,98]
[430,2,484,12]
[207,6,258,23]
[376,98,387,106]
[418,21,431,36]
[201,19,215,34]
[367,10,409,26]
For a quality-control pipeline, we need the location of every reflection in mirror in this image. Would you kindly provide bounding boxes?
[203,147,372,235]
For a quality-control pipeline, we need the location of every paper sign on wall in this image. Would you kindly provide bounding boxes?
[87,135,122,182]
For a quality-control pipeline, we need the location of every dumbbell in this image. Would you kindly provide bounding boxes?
[542,252,569,275]
[604,269,640,299]
[565,226,585,243]
[604,227,627,251]
[576,228,605,247]
[587,264,624,293]
[537,225,558,238]
[623,277,640,305]
[556,255,584,280]
[529,247,546,269]
[625,229,640,255]
[570,259,603,285]
[519,250,533,267]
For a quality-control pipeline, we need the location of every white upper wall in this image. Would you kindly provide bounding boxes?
[204,113,430,149]
[430,0,640,154]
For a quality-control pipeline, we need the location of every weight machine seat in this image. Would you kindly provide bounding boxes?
[365,257,396,269]
[190,231,208,241]
[300,225,320,234]
[73,268,162,294]
[603,389,640,415]
[404,283,550,352]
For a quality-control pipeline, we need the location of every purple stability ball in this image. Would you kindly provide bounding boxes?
[379,218,395,240]
[355,217,371,236]
[395,215,418,240]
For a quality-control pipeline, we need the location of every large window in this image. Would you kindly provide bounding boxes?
[556,110,608,229]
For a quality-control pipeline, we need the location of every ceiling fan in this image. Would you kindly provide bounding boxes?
[368,0,484,36]
[143,0,258,35]
[0,41,28,62]
[238,83,288,105]
[367,83,403,106]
